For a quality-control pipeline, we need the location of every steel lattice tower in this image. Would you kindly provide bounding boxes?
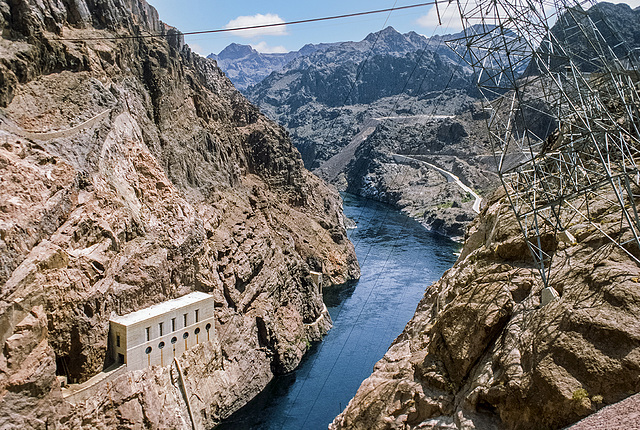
[447,0,640,289]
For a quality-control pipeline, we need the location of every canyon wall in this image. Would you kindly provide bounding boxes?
[331,187,640,429]
[0,0,358,428]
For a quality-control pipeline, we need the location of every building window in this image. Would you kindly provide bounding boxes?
[159,322,164,336]
[145,327,150,341]
[158,341,165,349]
[195,309,199,323]
[205,323,211,331]
[183,313,188,327]
[171,317,176,332]
[145,346,152,354]
[116,334,120,347]
[183,332,189,339]
[194,327,201,335]
[171,336,177,344]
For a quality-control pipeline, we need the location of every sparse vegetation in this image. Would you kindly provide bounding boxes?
[572,388,589,401]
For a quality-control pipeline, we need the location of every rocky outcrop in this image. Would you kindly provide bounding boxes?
[331,187,640,429]
[0,0,358,428]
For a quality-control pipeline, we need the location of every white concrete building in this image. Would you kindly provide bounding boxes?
[109,292,215,371]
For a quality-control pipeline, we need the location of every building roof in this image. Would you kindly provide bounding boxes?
[110,292,213,326]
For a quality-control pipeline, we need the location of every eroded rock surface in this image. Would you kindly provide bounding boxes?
[331,188,640,429]
[0,1,359,428]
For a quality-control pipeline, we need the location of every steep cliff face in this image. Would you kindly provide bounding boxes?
[331,188,640,429]
[0,1,359,428]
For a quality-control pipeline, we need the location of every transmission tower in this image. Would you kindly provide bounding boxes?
[447,0,640,290]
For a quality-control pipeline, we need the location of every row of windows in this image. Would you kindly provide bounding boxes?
[144,323,212,354]
[145,309,201,342]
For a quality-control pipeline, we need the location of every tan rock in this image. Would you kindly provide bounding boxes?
[332,188,640,429]
[0,0,359,428]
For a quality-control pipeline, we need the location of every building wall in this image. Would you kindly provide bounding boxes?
[110,296,215,371]
[110,321,127,366]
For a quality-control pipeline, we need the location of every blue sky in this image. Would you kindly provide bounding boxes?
[147,0,640,56]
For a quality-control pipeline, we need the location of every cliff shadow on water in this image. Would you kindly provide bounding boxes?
[216,193,459,429]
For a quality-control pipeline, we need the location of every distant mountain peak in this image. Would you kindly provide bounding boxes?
[379,26,400,34]
[364,26,402,42]
[217,43,258,60]
[207,42,335,90]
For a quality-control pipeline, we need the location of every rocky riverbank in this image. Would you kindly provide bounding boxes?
[331,187,640,429]
[0,1,358,428]
[333,110,497,240]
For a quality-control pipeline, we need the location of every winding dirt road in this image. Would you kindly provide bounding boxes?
[1,108,113,140]
[314,114,455,182]
[392,153,482,214]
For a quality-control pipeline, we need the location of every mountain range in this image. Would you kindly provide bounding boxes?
[207,42,337,90]
[208,5,640,239]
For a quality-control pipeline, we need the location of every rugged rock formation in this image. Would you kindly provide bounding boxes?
[0,0,358,428]
[331,187,640,429]
[527,2,640,75]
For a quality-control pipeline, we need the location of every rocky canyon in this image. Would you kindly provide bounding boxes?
[0,0,358,428]
[328,3,640,429]
[331,185,640,429]
[3,0,640,429]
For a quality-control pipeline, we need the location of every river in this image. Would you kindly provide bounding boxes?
[216,193,459,429]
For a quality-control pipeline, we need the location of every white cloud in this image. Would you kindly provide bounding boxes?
[225,13,287,38]
[251,41,288,54]
[416,4,464,32]
[187,42,204,55]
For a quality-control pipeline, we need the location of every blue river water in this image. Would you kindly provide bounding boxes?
[216,193,459,429]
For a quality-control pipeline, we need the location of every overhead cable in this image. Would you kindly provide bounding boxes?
[57,1,438,41]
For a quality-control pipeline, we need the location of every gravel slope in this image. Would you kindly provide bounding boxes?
[566,393,640,430]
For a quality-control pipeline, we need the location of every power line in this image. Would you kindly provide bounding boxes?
[56,1,438,41]
[293,2,467,425]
